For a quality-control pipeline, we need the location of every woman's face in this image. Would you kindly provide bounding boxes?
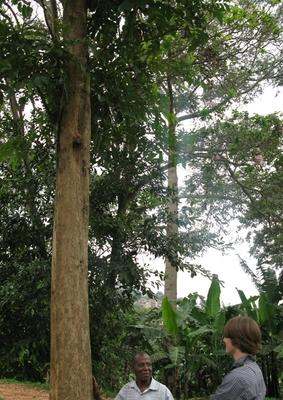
[223,337,236,354]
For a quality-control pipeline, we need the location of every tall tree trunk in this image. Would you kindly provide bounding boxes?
[50,0,93,399]
[108,192,128,288]
[164,76,178,301]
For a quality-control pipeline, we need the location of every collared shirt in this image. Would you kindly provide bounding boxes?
[115,378,174,400]
[210,355,266,400]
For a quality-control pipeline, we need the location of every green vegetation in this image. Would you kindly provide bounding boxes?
[131,276,282,398]
[0,0,282,399]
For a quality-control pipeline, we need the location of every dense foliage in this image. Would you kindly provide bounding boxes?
[133,276,282,399]
[0,0,282,397]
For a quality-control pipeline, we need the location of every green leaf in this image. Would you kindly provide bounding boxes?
[162,296,178,337]
[18,3,33,19]
[205,277,221,317]
[0,142,14,162]
[0,60,12,73]
[0,138,25,169]
[274,343,283,359]
[187,326,213,339]
[151,351,168,363]
[214,310,226,333]
[199,108,210,118]
[168,345,185,366]
[237,289,257,321]
[258,293,273,325]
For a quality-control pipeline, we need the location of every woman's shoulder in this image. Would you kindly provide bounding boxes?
[228,358,264,384]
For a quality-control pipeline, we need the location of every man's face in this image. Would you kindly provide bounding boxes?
[133,354,152,383]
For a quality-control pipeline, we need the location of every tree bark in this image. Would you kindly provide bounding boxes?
[50,0,93,399]
[164,76,178,301]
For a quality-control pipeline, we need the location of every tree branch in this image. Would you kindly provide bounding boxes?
[33,0,59,40]
[177,65,277,123]
[3,1,20,25]
[177,97,231,122]
[223,160,276,226]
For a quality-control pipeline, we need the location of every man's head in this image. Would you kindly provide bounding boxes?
[132,353,152,384]
[223,315,261,356]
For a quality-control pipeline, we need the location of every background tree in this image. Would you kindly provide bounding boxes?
[180,112,283,272]
[149,0,282,298]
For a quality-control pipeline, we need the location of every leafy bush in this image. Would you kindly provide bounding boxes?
[0,261,50,381]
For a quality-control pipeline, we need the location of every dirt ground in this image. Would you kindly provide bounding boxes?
[0,383,49,400]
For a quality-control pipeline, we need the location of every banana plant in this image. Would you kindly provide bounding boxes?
[161,277,226,378]
[205,277,221,317]
[237,289,280,334]
[162,276,224,337]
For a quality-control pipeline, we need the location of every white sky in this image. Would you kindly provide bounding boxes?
[149,86,283,306]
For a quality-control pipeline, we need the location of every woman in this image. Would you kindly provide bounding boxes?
[211,315,266,400]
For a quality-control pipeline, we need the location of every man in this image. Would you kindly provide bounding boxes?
[211,316,266,400]
[116,353,174,400]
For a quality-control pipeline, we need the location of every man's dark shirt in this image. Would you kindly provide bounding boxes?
[210,355,266,400]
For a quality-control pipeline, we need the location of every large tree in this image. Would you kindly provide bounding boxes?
[0,0,93,397]
[155,0,283,299]
[49,0,93,399]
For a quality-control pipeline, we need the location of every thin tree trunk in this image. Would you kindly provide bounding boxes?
[50,0,93,399]
[108,193,127,288]
[164,76,178,301]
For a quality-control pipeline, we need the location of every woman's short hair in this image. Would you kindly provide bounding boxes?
[223,316,262,355]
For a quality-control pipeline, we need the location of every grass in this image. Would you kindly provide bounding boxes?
[0,378,49,391]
